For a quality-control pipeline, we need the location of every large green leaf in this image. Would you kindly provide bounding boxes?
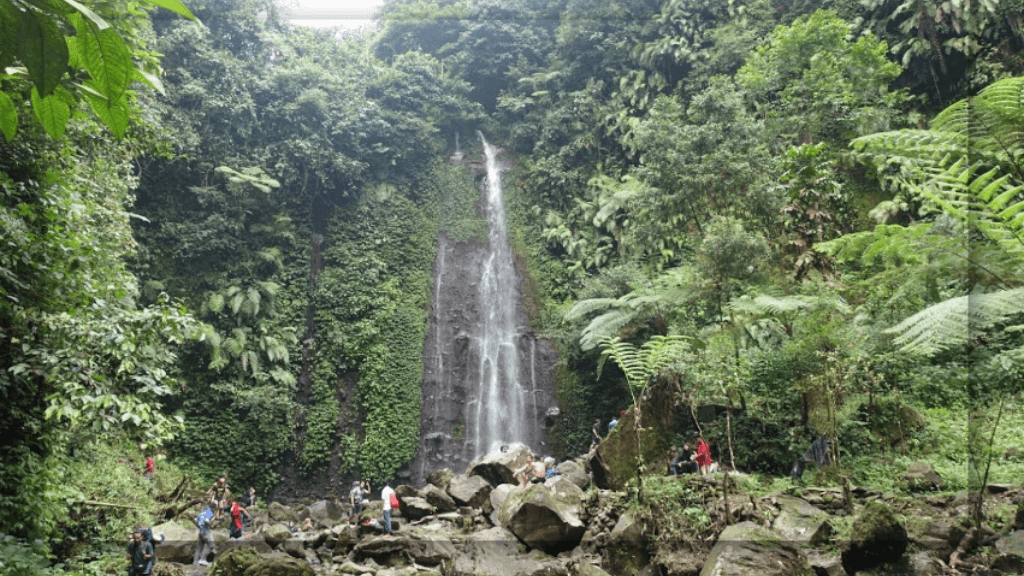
[84,89,130,137]
[17,6,69,97]
[0,91,16,141]
[72,14,132,103]
[0,0,18,69]
[30,85,71,139]
[143,0,197,20]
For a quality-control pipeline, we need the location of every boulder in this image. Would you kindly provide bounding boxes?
[904,462,944,492]
[544,476,585,500]
[996,530,1024,557]
[427,468,455,491]
[910,551,947,576]
[243,555,315,576]
[805,552,844,576]
[699,521,812,576]
[448,474,493,509]
[399,496,435,520]
[281,537,306,558]
[267,501,297,523]
[420,484,457,513]
[263,523,294,547]
[841,501,909,574]
[307,500,345,526]
[448,526,565,576]
[151,564,184,576]
[489,484,517,513]
[771,495,832,546]
[497,484,586,555]
[467,446,533,487]
[150,521,197,564]
[604,510,650,575]
[218,534,272,556]
[575,563,613,576]
[395,484,419,500]
[330,525,361,556]
[208,547,261,576]
[403,536,459,566]
[592,384,676,491]
[353,535,410,566]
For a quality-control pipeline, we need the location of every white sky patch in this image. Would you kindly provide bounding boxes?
[283,0,385,28]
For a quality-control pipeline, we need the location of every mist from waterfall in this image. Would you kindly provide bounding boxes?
[471,133,529,458]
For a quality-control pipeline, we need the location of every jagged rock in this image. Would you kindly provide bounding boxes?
[330,524,361,556]
[353,535,441,566]
[399,496,435,520]
[307,500,345,526]
[604,510,650,575]
[497,484,586,555]
[904,462,944,492]
[700,521,812,576]
[910,551,946,576]
[996,530,1024,557]
[396,485,419,499]
[467,446,532,487]
[448,526,567,576]
[841,501,908,574]
[428,468,456,491]
[336,560,371,574]
[268,501,297,523]
[420,484,457,513]
[403,536,459,566]
[772,495,832,546]
[281,537,305,558]
[263,523,294,547]
[992,552,1024,574]
[555,461,591,491]
[243,555,315,576]
[208,547,261,576]
[448,474,493,508]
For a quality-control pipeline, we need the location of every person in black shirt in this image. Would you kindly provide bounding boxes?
[670,443,698,475]
[126,529,154,576]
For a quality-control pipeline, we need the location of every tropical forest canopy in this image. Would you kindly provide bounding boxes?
[1,0,1023,567]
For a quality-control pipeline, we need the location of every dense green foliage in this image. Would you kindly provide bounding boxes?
[1,0,1022,568]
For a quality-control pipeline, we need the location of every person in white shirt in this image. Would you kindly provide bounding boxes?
[380,481,396,537]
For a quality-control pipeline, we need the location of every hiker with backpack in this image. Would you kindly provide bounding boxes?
[225,499,249,538]
[192,501,216,566]
[380,481,397,537]
[126,528,155,576]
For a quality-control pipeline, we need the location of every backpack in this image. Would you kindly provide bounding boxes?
[195,508,214,530]
[388,493,400,509]
[137,529,161,565]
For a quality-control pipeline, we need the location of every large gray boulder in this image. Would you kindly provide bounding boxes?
[604,510,650,575]
[267,501,297,523]
[841,501,909,574]
[556,461,591,491]
[218,534,273,556]
[395,484,419,499]
[448,474,494,509]
[700,521,812,576]
[448,527,568,576]
[467,446,532,486]
[399,496,435,520]
[281,537,306,558]
[150,521,197,564]
[496,484,586,554]
[489,484,517,514]
[352,534,457,567]
[263,523,294,547]
[904,462,944,492]
[544,476,585,500]
[771,495,832,546]
[420,483,457,513]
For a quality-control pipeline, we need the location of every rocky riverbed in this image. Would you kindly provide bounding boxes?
[147,447,1024,576]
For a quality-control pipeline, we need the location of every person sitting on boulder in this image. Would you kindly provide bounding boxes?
[516,455,546,486]
[670,444,697,475]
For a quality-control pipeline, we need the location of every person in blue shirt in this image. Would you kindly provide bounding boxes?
[192,501,216,566]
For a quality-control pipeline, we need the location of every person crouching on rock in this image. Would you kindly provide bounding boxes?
[516,455,546,487]
[670,444,697,476]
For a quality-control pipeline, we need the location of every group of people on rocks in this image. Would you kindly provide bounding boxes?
[669,433,714,476]
[191,473,259,566]
[591,409,628,447]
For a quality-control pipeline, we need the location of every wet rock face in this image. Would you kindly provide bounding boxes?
[410,150,558,486]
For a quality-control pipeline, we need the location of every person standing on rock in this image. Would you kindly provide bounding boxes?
[349,480,365,517]
[694,433,712,475]
[192,501,216,566]
[591,419,603,447]
[126,528,155,576]
[380,481,396,537]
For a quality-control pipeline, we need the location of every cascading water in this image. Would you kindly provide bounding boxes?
[409,135,557,484]
[472,135,527,455]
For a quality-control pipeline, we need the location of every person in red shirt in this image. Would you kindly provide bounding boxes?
[693,433,712,475]
[143,455,155,492]
[226,500,249,538]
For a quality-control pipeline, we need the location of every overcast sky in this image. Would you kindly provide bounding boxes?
[283,0,385,28]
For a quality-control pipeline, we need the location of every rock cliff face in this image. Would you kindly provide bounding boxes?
[409,145,557,486]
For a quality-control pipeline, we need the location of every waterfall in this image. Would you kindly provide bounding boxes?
[470,135,527,456]
[409,135,557,484]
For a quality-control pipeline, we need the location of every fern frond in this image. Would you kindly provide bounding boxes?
[206,293,225,315]
[885,287,1024,355]
[581,307,639,351]
[565,297,624,322]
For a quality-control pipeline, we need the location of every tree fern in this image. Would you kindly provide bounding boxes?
[885,288,1024,355]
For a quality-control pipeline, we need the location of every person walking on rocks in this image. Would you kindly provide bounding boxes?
[591,419,603,447]
[192,501,216,566]
[142,454,155,492]
[380,481,396,537]
[206,474,230,520]
[694,433,712,475]
[126,528,155,576]
[349,480,365,517]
